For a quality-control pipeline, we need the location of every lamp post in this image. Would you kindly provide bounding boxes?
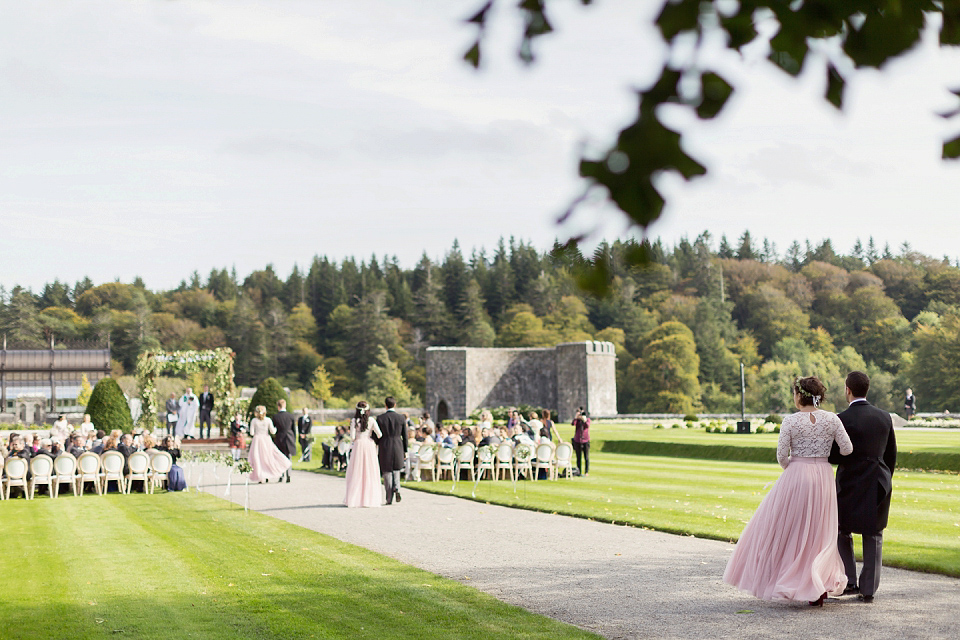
[737,362,750,434]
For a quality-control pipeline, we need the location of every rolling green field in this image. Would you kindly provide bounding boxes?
[0,493,597,640]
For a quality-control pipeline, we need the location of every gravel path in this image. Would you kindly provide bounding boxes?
[196,467,960,639]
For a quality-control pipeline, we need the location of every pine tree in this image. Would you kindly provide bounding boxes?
[77,373,93,407]
[247,377,290,421]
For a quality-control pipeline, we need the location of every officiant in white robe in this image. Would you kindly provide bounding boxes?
[175,388,199,439]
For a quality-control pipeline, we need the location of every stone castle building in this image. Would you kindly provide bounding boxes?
[425,341,617,422]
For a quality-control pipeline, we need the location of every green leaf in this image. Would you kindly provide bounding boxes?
[941,0,960,46]
[657,0,702,41]
[696,72,733,119]
[640,69,682,113]
[736,609,754,614]
[465,1,493,25]
[943,134,960,159]
[844,8,924,68]
[464,41,481,68]
[768,26,808,76]
[721,10,758,50]
[825,63,844,109]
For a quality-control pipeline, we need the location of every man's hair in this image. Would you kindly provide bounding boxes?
[385,396,397,409]
[277,398,286,409]
[846,371,870,398]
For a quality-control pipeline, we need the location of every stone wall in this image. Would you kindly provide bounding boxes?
[426,341,617,423]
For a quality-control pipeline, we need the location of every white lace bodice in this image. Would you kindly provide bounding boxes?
[249,417,274,437]
[776,410,852,469]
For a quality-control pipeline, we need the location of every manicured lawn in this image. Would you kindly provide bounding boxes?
[410,452,960,577]
[0,492,598,640]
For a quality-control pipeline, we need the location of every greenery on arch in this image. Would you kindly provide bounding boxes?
[136,348,236,431]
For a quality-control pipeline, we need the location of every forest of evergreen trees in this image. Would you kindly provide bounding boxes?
[4,232,960,414]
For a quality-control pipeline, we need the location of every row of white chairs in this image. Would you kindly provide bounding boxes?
[1,450,174,499]
[408,441,574,482]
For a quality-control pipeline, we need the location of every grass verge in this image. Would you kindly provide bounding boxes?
[0,492,599,640]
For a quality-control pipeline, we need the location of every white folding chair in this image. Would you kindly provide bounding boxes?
[457,442,476,481]
[495,442,515,481]
[436,446,456,481]
[5,457,28,499]
[534,443,556,481]
[555,442,574,479]
[53,453,79,498]
[513,443,534,481]
[126,451,151,493]
[29,455,55,499]
[100,451,126,494]
[415,444,436,481]
[476,445,495,480]
[150,451,173,493]
[76,451,103,495]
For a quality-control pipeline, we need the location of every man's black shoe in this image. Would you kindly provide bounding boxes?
[395,490,401,503]
[843,584,859,595]
[857,594,874,603]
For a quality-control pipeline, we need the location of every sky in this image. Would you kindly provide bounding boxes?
[1,1,959,293]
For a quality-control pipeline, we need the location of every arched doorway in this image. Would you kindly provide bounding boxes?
[436,400,450,425]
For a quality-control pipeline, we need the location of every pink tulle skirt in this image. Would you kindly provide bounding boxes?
[343,434,382,508]
[723,457,847,602]
[248,434,292,482]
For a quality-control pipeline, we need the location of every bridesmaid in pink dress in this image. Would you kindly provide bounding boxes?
[343,401,382,508]
[724,376,853,606]
[248,405,293,483]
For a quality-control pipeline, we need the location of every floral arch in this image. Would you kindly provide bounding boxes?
[136,348,237,432]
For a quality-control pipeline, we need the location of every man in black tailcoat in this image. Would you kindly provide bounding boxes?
[375,396,408,505]
[829,371,898,603]
[198,385,215,439]
[272,399,297,483]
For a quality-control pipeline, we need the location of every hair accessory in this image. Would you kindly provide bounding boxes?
[812,395,821,408]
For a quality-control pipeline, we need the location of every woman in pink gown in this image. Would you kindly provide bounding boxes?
[724,376,854,606]
[248,405,293,483]
[343,401,382,508]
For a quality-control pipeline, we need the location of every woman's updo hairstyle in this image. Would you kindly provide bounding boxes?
[794,376,827,407]
[354,401,371,432]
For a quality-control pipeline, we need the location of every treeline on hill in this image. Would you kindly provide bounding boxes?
[2,233,958,414]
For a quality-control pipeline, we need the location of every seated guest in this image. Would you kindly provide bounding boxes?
[35,437,54,458]
[117,434,137,474]
[460,427,476,446]
[7,435,31,460]
[68,433,86,458]
[100,436,118,453]
[91,430,106,454]
[141,433,158,453]
[30,434,42,453]
[477,427,500,447]
[157,435,186,491]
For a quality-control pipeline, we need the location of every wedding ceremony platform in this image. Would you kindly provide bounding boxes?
[199,467,960,639]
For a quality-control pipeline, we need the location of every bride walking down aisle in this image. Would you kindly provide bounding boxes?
[343,401,382,508]
[724,376,853,605]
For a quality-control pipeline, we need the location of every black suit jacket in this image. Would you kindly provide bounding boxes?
[297,415,313,436]
[375,410,408,472]
[272,410,297,457]
[199,392,215,411]
[829,400,898,533]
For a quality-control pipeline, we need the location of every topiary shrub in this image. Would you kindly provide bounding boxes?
[764,413,783,424]
[724,425,736,434]
[86,377,133,433]
[755,424,766,434]
[683,413,698,422]
[247,377,291,421]
[654,423,664,429]
[773,425,781,433]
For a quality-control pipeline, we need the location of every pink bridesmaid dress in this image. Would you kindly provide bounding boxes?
[343,417,382,508]
[724,409,853,602]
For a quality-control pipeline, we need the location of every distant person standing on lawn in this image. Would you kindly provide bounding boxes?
[572,408,590,476]
[903,388,916,420]
[297,408,313,462]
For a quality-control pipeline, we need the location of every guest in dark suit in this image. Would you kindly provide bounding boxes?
[297,408,313,462]
[198,386,215,439]
[117,434,137,474]
[375,396,408,505]
[829,371,898,603]
[272,399,297,483]
[68,433,86,459]
[903,388,916,420]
